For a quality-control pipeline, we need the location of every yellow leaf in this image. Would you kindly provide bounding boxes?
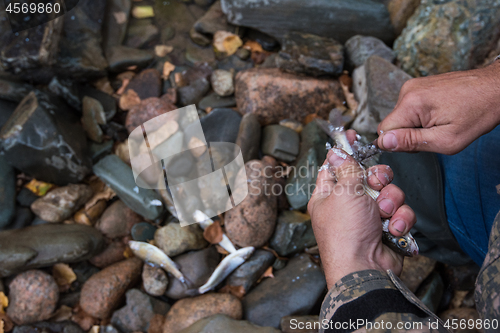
[0,292,8,314]
[222,35,243,56]
[25,179,55,196]
[52,263,77,287]
[132,6,154,18]
[84,186,116,211]
[162,61,176,80]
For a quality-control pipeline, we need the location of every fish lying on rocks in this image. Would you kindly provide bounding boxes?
[317,118,419,257]
[193,210,237,254]
[129,240,188,283]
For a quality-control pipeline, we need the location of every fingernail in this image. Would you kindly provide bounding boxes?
[393,220,406,234]
[375,171,388,186]
[383,132,397,150]
[329,149,347,168]
[379,199,394,215]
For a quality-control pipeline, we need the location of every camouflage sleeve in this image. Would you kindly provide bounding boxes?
[475,211,500,323]
[319,269,450,333]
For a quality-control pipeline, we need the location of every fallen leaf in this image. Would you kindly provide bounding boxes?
[53,263,77,289]
[155,45,174,57]
[262,246,288,261]
[119,89,141,110]
[75,200,107,226]
[219,285,246,299]
[71,307,98,331]
[51,305,73,322]
[132,6,154,19]
[162,61,176,80]
[0,313,12,333]
[0,292,8,314]
[256,266,274,284]
[243,40,264,53]
[25,179,55,196]
[222,35,243,56]
[203,222,223,244]
[85,186,116,210]
[113,11,127,24]
[339,74,358,112]
[123,246,134,258]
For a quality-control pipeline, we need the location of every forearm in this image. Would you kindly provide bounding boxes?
[319,270,450,333]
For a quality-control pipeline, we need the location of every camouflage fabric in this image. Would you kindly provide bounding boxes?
[319,270,449,332]
[320,209,500,333]
[475,210,500,328]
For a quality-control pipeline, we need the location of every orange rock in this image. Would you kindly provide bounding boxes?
[96,200,142,238]
[162,293,242,333]
[235,68,344,126]
[80,258,143,319]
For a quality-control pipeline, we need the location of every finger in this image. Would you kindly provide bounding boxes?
[388,204,416,236]
[366,165,393,191]
[328,147,364,194]
[346,129,357,145]
[376,184,405,218]
[311,150,337,199]
[376,128,447,153]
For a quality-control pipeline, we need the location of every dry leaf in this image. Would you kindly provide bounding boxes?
[256,266,274,284]
[219,285,246,299]
[25,179,55,196]
[162,62,175,79]
[0,313,12,333]
[215,244,229,255]
[53,263,77,288]
[243,40,264,53]
[119,89,141,110]
[339,74,358,112]
[93,77,114,95]
[51,305,73,322]
[132,6,154,18]
[113,11,127,24]
[75,200,107,226]
[0,293,8,314]
[155,45,174,57]
[222,35,243,56]
[203,222,223,244]
[123,246,134,258]
[85,186,116,210]
[262,246,288,261]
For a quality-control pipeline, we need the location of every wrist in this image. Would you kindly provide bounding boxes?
[324,253,384,289]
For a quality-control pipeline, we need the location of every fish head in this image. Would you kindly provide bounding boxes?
[239,246,255,260]
[128,240,140,251]
[382,231,419,257]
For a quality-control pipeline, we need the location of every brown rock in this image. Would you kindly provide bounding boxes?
[125,97,177,133]
[142,264,169,297]
[154,223,208,258]
[97,200,142,238]
[89,240,126,268]
[124,69,162,100]
[162,293,242,333]
[7,270,59,325]
[31,184,93,223]
[234,68,344,125]
[225,160,277,247]
[71,306,98,331]
[79,258,143,319]
[400,255,436,293]
[148,314,165,333]
[387,0,421,35]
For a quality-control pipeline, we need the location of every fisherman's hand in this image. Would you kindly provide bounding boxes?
[377,61,500,155]
[308,132,416,289]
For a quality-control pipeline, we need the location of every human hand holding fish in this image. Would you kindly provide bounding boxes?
[308,129,418,289]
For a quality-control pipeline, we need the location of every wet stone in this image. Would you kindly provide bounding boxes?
[131,222,158,242]
[277,32,344,77]
[270,210,316,257]
[194,1,235,35]
[351,55,411,134]
[13,321,84,333]
[165,247,220,299]
[93,155,165,221]
[126,97,177,133]
[154,222,208,258]
[107,46,154,73]
[31,184,93,223]
[345,35,395,68]
[16,188,39,207]
[125,21,160,49]
[211,69,234,97]
[7,207,34,230]
[0,155,16,228]
[98,200,143,238]
[102,0,131,53]
[217,55,253,72]
[0,91,92,185]
[198,92,236,111]
[162,293,242,333]
[111,289,170,333]
[142,264,169,297]
[199,108,242,143]
[80,258,143,319]
[261,125,300,162]
[79,85,117,122]
[82,96,106,143]
[89,140,115,163]
[0,77,34,102]
[416,271,444,314]
[185,44,216,66]
[243,254,326,328]
[48,77,81,111]
[0,99,18,129]
[180,314,281,333]
[178,78,211,106]
[235,113,261,162]
[0,224,103,277]
[226,249,275,293]
[89,241,126,269]
[125,69,162,101]
[442,262,480,291]
[7,270,59,325]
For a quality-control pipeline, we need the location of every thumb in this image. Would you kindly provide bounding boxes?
[376,128,439,153]
[328,148,365,191]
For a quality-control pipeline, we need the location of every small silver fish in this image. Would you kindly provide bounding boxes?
[198,246,254,294]
[319,124,419,257]
[193,210,237,254]
[128,241,187,283]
